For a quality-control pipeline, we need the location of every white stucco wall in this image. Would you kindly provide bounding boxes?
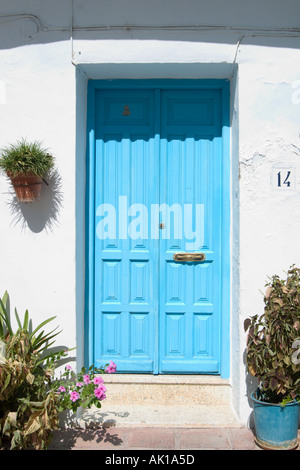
[0,0,300,424]
[0,31,77,357]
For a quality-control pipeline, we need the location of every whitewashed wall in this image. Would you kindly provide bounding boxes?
[0,0,300,424]
[0,8,77,366]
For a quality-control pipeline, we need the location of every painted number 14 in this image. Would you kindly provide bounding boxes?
[277,170,291,188]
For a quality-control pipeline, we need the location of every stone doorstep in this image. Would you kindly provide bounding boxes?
[103,374,228,385]
[79,403,240,429]
[74,374,239,429]
[57,375,239,429]
[103,374,232,406]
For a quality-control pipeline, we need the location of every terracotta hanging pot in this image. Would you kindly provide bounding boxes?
[8,172,43,202]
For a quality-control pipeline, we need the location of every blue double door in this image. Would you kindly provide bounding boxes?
[90,81,229,375]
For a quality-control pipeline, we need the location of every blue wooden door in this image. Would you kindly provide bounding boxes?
[91,82,229,375]
[159,89,222,373]
[93,89,159,373]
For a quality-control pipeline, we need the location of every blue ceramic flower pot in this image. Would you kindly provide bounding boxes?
[251,392,300,450]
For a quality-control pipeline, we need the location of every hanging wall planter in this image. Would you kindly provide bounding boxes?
[0,139,54,202]
[7,172,43,202]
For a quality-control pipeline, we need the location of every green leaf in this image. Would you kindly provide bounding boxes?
[284,356,291,366]
[27,400,45,409]
[10,430,23,450]
[26,372,35,385]
[23,309,29,330]
[0,297,13,336]
[14,308,22,330]
[2,372,11,393]
[269,378,278,391]
[0,292,8,337]
[244,318,251,332]
[29,316,57,341]
[35,329,61,348]
[3,412,17,434]
[1,291,8,313]
[81,396,94,408]
[24,412,41,436]
[33,333,61,355]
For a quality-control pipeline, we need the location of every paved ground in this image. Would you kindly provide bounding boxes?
[47,403,300,452]
[48,425,265,451]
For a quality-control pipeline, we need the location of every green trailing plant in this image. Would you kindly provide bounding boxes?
[244,265,300,404]
[0,138,54,177]
[52,361,117,415]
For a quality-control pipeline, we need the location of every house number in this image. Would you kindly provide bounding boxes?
[271,166,296,191]
[277,170,291,188]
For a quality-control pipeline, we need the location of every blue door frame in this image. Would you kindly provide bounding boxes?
[85,79,230,378]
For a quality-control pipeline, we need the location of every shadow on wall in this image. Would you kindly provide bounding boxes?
[6,169,63,233]
[243,348,258,431]
[1,4,300,51]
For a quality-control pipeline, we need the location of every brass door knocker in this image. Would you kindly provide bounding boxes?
[123,105,130,116]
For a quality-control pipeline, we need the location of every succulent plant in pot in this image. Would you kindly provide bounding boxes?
[244,265,300,450]
[0,138,54,202]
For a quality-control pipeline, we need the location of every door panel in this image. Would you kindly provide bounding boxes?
[92,84,227,374]
[159,90,222,373]
[94,89,159,372]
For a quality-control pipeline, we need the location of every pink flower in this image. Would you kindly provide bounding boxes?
[105,361,117,374]
[94,386,106,400]
[66,365,72,370]
[70,391,80,402]
[96,383,106,392]
[83,374,91,384]
[57,386,66,393]
[76,382,83,387]
[93,376,104,385]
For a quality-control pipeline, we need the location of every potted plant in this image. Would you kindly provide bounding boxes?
[244,265,300,450]
[0,138,54,202]
[0,291,117,450]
